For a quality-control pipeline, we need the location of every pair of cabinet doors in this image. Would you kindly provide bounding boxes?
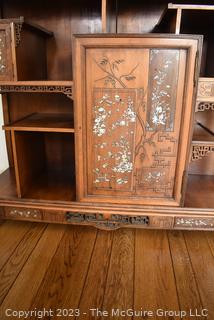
[73,35,201,206]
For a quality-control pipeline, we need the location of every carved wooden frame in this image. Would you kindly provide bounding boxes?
[73,34,201,206]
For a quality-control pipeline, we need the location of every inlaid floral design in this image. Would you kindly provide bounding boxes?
[0,32,7,75]
[146,49,179,131]
[92,89,137,188]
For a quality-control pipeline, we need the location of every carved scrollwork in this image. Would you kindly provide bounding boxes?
[65,212,149,230]
[0,84,73,99]
[192,144,214,161]
[195,101,214,112]
[175,217,214,229]
[197,80,214,98]
[14,22,23,47]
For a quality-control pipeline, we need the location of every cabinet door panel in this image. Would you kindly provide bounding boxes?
[0,25,13,81]
[74,36,201,206]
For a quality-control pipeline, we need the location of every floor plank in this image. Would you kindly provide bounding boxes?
[77,230,114,320]
[0,221,34,271]
[0,223,46,306]
[102,228,135,319]
[168,230,203,320]
[30,225,97,319]
[184,231,214,319]
[0,224,65,319]
[0,221,213,320]
[206,232,214,258]
[134,229,180,320]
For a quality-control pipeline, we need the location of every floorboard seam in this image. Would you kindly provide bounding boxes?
[76,228,98,314]
[166,230,182,312]
[0,222,34,273]
[0,223,48,307]
[182,231,204,310]
[101,230,115,312]
[28,224,67,310]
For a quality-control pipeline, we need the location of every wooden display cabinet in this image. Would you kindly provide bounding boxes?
[0,0,213,231]
[0,17,53,81]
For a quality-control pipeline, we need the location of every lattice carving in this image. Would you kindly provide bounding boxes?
[0,84,73,99]
[197,80,214,98]
[192,144,214,161]
[175,217,214,229]
[195,101,214,112]
[14,22,23,47]
[66,212,149,230]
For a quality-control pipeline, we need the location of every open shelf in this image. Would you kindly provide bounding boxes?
[10,131,75,199]
[0,168,76,202]
[185,174,214,208]
[0,81,73,99]
[193,123,214,143]
[24,169,76,202]
[3,113,74,133]
[155,3,214,34]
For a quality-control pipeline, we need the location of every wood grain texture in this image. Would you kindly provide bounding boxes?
[0,222,212,319]
[184,232,214,319]
[30,225,97,318]
[0,223,46,305]
[168,231,203,319]
[102,228,134,318]
[77,230,114,319]
[0,224,64,318]
[134,230,180,319]
[0,221,33,270]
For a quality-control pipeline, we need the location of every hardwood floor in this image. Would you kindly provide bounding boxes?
[0,221,213,320]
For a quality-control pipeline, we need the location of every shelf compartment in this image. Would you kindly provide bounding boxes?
[0,81,73,99]
[155,4,214,35]
[3,113,74,133]
[11,131,75,201]
[193,123,214,142]
[0,17,53,81]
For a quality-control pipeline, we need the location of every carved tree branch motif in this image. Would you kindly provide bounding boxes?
[135,88,158,162]
[94,56,139,88]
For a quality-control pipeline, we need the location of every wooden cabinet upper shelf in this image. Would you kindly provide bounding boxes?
[3,113,74,133]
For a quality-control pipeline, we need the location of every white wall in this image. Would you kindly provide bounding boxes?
[0,95,9,174]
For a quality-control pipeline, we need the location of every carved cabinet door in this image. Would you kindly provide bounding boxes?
[73,35,201,206]
[0,24,14,81]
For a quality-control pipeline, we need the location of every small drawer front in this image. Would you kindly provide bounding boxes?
[4,207,43,220]
[174,217,214,229]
